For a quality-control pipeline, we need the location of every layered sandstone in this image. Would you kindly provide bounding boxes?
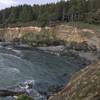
[0,26,41,41]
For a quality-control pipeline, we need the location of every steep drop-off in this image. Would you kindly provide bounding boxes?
[0,23,100,48]
[0,25,88,43]
[0,26,42,41]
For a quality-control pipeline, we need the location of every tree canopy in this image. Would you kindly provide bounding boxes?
[0,0,100,27]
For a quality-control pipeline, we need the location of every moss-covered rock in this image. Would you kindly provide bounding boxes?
[17,94,33,100]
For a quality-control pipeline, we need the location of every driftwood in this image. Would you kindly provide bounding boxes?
[0,89,26,97]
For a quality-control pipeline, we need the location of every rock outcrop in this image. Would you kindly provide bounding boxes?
[0,24,100,49]
[0,25,89,43]
[0,26,42,41]
[49,61,100,100]
[54,25,87,43]
[54,24,100,49]
[0,89,25,97]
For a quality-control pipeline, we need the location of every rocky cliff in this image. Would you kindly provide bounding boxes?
[0,26,42,41]
[0,23,100,49]
[0,25,87,43]
[49,60,100,100]
[54,24,100,49]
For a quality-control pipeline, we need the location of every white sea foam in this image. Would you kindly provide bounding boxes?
[24,80,35,84]
[0,53,34,73]
[18,80,36,92]
[0,67,20,73]
[6,47,12,50]
[12,49,21,55]
[0,53,23,61]
[19,80,46,100]
[8,67,20,73]
[6,47,22,55]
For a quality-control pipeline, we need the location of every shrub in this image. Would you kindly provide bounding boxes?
[17,94,33,100]
[86,9,100,24]
[21,29,58,47]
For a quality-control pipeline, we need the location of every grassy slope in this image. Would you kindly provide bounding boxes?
[49,61,100,100]
[68,22,100,38]
[63,22,100,29]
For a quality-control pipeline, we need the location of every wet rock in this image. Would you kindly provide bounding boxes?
[0,89,25,97]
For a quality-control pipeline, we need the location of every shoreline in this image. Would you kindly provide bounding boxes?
[0,42,97,100]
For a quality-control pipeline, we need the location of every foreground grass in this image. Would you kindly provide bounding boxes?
[65,22,100,29]
[49,61,100,100]
[17,94,33,100]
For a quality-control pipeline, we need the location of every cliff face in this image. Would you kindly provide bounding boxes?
[0,26,42,41]
[54,25,87,43]
[0,25,86,43]
[54,24,100,49]
[0,24,100,49]
[49,61,100,100]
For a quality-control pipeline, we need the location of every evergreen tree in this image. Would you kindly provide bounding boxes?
[0,0,100,27]
[19,5,33,22]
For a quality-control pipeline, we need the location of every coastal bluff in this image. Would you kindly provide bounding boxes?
[0,25,86,43]
[0,24,99,49]
[0,26,42,41]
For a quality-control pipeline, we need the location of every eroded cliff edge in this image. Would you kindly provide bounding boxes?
[0,24,100,50]
[0,25,85,42]
[0,26,42,41]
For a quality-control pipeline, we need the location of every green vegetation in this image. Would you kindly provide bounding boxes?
[0,0,100,28]
[17,94,33,100]
[49,62,100,100]
[21,29,64,47]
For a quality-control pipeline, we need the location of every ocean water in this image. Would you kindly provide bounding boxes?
[0,47,88,100]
